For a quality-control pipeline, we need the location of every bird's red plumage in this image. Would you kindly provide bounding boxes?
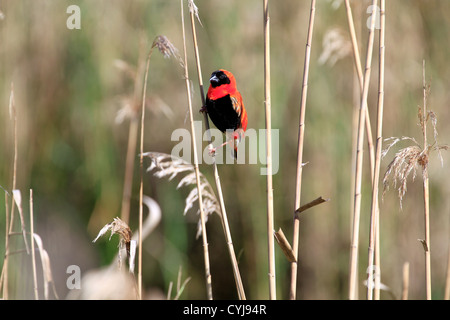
[204,69,248,158]
[206,69,247,131]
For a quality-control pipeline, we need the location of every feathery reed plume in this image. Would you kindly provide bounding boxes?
[93,217,133,270]
[144,152,221,238]
[382,138,448,207]
[290,0,316,300]
[263,0,276,300]
[180,0,213,299]
[348,0,378,300]
[383,61,448,300]
[318,27,351,67]
[187,0,246,300]
[367,0,385,300]
[82,196,160,300]
[153,35,181,60]
[382,138,423,207]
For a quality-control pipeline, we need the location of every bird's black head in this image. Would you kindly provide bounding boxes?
[209,70,230,88]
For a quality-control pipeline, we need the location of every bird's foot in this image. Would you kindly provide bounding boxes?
[208,144,217,157]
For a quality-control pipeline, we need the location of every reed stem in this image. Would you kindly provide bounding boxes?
[348,0,378,300]
[180,0,213,300]
[367,0,385,300]
[263,0,276,300]
[422,60,432,300]
[290,0,316,300]
[188,0,246,300]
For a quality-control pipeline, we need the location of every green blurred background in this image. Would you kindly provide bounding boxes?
[1,0,450,299]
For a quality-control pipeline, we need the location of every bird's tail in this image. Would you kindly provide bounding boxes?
[232,128,245,160]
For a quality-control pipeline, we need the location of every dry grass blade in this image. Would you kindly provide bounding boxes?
[144,152,221,238]
[128,240,137,274]
[418,238,428,252]
[294,196,329,218]
[12,190,30,254]
[274,228,296,263]
[167,266,192,300]
[33,233,59,299]
[175,266,191,300]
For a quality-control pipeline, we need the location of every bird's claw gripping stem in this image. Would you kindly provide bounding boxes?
[208,144,216,157]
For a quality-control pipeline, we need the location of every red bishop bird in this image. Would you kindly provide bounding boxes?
[201,69,248,159]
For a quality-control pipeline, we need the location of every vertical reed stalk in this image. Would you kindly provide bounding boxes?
[180,0,213,300]
[374,211,381,299]
[289,0,316,300]
[120,118,138,225]
[348,0,378,300]
[263,0,276,300]
[120,38,145,224]
[120,42,146,226]
[422,60,432,300]
[345,0,381,300]
[444,246,450,300]
[187,0,246,300]
[30,189,39,300]
[137,45,155,300]
[402,262,410,300]
[344,0,376,178]
[367,0,385,300]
